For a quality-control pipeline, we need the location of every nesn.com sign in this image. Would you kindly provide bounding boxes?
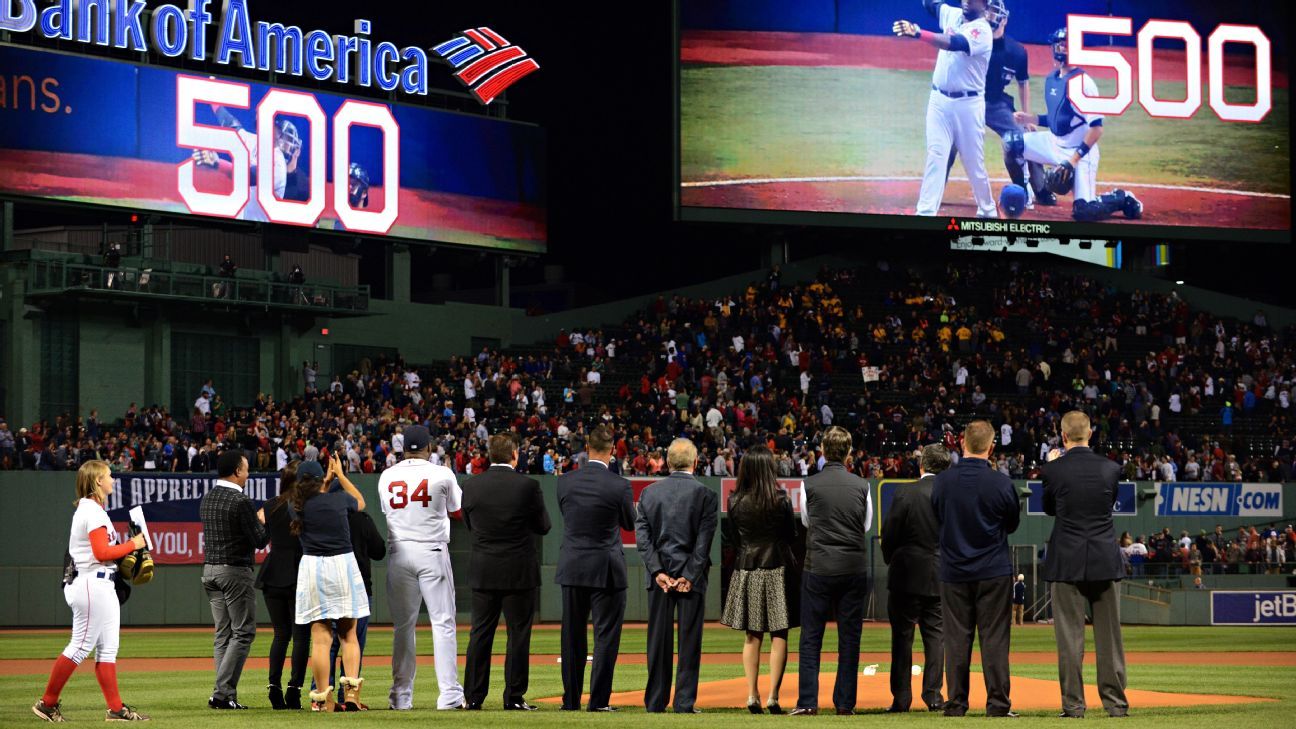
[1155,483,1283,517]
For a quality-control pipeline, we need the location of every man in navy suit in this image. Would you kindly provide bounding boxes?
[1042,411,1128,718]
[635,438,718,714]
[932,420,1021,717]
[555,425,636,712]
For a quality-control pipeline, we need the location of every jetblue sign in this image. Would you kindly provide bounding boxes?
[1154,483,1283,517]
[1210,591,1296,626]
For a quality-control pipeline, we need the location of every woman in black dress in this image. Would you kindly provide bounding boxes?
[256,461,310,709]
[721,445,797,714]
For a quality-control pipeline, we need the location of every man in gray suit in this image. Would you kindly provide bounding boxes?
[635,438,718,714]
[1042,411,1129,718]
[881,444,949,713]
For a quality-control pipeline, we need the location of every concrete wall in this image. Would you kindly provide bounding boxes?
[3,473,1291,627]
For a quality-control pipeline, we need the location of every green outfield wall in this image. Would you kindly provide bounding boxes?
[2,474,1291,628]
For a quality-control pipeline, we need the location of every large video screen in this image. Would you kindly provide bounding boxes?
[678,0,1291,242]
[0,44,546,252]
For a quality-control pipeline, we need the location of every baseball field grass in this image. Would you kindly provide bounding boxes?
[2,625,1293,727]
[680,66,1291,195]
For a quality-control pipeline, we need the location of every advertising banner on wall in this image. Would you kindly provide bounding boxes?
[1154,482,1283,517]
[1210,591,1296,625]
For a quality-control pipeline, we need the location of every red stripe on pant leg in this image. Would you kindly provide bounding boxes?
[463,29,495,51]
[478,27,508,47]
[472,58,540,105]
[456,45,525,85]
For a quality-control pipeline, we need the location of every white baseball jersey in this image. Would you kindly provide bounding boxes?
[931,5,993,93]
[379,458,461,543]
[68,498,119,573]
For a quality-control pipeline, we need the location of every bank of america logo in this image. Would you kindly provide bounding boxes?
[433,28,540,105]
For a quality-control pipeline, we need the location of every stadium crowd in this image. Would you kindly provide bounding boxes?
[0,261,1292,485]
[1118,524,1296,577]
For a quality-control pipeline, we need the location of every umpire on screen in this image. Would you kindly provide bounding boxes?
[881,444,949,713]
[1042,411,1129,718]
[932,420,1020,718]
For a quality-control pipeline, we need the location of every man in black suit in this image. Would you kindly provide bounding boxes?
[932,420,1021,717]
[881,444,949,713]
[790,426,873,716]
[461,434,552,711]
[1042,411,1129,718]
[635,438,718,714]
[556,425,635,712]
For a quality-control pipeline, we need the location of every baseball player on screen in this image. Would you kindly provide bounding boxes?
[379,425,467,711]
[191,105,302,222]
[946,0,1051,207]
[894,0,998,218]
[1012,28,1144,222]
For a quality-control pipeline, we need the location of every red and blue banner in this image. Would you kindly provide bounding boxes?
[103,473,281,565]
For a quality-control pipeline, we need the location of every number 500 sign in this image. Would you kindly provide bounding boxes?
[1067,15,1272,123]
[176,76,401,233]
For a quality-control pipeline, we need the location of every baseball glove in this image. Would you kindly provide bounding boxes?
[1046,161,1075,196]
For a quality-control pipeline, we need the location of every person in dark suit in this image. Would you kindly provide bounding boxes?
[881,444,950,713]
[1042,411,1129,718]
[790,426,873,716]
[635,438,718,714]
[932,420,1021,717]
[461,434,552,711]
[555,425,635,712]
[256,462,310,710]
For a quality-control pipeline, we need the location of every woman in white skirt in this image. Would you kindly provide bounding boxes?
[721,446,798,714]
[290,454,368,711]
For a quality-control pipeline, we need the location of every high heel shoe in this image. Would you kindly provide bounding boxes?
[268,684,286,710]
[284,685,302,710]
[747,699,763,714]
[766,701,784,715]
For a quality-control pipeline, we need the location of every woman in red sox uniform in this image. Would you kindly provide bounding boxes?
[33,460,149,722]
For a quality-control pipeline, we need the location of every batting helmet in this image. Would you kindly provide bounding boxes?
[986,0,1009,29]
[1000,184,1028,219]
[347,163,370,208]
[1050,27,1068,63]
[275,118,301,160]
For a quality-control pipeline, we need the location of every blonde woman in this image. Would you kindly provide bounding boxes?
[33,460,149,722]
[290,454,368,711]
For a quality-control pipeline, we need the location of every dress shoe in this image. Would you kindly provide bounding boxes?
[943,707,968,717]
[886,705,910,713]
[1108,711,1129,718]
[927,702,947,712]
[747,700,763,714]
[560,705,581,711]
[208,697,247,710]
[504,701,540,711]
[675,707,702,714]
[788,707,818,716]
[988,711,1020,718]
[463,702,483,711]
[836,708,855,716]
[1058,712,1085,718]
[766,702,784,715]
[590,706,619,712]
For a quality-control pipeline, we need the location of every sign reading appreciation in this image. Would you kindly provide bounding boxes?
[1154,483,1283,518]
[1210,591,1296,626]
[102,473,281,565]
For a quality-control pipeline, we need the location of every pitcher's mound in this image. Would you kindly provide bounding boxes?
[543,672,1273,711]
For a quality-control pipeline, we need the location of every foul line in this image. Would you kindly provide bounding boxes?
[682,175,1291,200]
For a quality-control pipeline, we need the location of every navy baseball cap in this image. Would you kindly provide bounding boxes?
[297,460,325,479]
[403,425,431,452]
